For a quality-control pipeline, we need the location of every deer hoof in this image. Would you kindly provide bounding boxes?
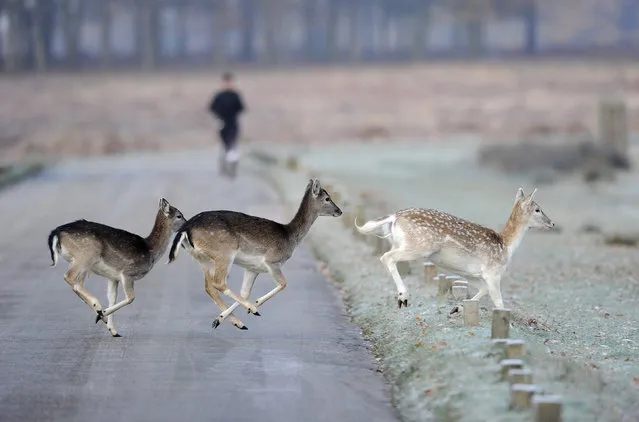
[212,319,220,329]
[449,306,460,315]
[95,310,105,324]
[239,325,248,330]
[251,310,261,317]
[112,333,122,338]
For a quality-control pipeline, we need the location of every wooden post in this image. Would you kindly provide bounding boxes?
[423,262,437,284]
[452,285,468,300]
[499,359,524,380]
[437,274,450,297]
[462,299,478,326]
[491,308,511,339]
[397,261,411,277]
[533,395,562,422]
[506,339,526,359]
[598,99,628,162]
[510,384,538,409]
[508,368,533,385]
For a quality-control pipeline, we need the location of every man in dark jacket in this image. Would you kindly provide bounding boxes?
[208,72,245,178]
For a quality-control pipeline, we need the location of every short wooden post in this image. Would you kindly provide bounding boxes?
[452,285,468,300]
[598,99,628,161]
[437,274,449,296]
[506,339,526,359]
[533,395,562,422]
[508,368,533,385]
[499,359,524,380]
[510,384,538,409]
[423,262,437,284]
[397,261,411,277]
[462,299,478,326]
[491,308,511,339]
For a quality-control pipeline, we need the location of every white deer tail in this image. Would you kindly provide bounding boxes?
[354,214,395,238]
[48,233,60,267]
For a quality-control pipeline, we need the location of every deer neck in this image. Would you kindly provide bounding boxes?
[499,207,529,261]
[145,211,173,261]
[286,190,319,245]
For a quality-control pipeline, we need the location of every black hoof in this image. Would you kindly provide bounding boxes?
[95,310,104,324]
[252,311,261,317]
[403,299,408,308]
[212,319,220,329]
[397,299,403,308]
[113,333,122,338]
[450,306,460,315]
[239,326,248,330]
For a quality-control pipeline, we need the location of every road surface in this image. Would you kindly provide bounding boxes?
[0,150,398,422]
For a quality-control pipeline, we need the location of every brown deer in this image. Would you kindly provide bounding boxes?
[48,198,186,336]
[355,188,554,309]
[168,178,342,330]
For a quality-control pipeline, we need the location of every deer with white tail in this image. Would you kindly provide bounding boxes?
[167,178,342,330]
[355,188,554,309]
[48,198,186,336]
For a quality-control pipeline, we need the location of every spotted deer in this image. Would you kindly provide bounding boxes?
[47,198,186,336]
[355,188,554,309]
[167,178,342,330]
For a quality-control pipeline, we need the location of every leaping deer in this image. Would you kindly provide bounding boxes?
[167,178,342,330]
[355,188,554,309]
[48,198,186,336]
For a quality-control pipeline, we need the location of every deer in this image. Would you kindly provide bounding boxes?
[167,178,342,330]
[355,188,554,310]
[47,198,186,337]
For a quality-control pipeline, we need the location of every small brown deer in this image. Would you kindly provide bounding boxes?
[48,198,186,336]
[355,188,554,309]
[167,178,342,330]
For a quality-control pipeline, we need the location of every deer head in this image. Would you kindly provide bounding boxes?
[513,188,554,230]
[307,179,342,217]
[159,198,187,231]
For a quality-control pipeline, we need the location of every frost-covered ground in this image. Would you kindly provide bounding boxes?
[252,139,639,422]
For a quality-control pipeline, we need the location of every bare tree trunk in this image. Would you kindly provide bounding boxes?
[139,1,158,69]
[99,0,112,68]
[263,0,279,64]
[1,1,17,72]
[348,0,361,62]
[62,0,81,68]
[211,0,228,65]
[175,2,187,59]
[412,0,430,60]
[523,0,538,54]
[240,0,256,62]
[466,18,483,56]
[325,0,339,61]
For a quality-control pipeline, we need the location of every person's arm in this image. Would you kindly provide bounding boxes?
[235,92,246,114]
[208,94,221,117]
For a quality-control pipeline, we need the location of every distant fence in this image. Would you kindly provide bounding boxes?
[1,0,639,72]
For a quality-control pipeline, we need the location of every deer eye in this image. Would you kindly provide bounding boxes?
[324,197,331,202]
[535,209,540,213]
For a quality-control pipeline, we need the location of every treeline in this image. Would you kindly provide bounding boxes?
[0,0,637,72]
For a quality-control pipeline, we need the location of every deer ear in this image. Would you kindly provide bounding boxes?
[311,178,321,197]
[528,188,538,201]
[159,198,170,215]
[515,188,525,203]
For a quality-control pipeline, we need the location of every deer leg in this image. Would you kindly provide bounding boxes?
[205,269,247,330]
[469,283,488,302]
[485,276,504,309]
[100,276,134,322]
[106,279,121,337]
[380,249,416,308]
[214,270,258,328]
[65,266,105,320]
[254,264,286,308]
[209,257,260,316]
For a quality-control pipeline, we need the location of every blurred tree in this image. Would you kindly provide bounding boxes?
[412,0,431,59]
[239,0,256,62]
[138,0,160,69]
[348,0,361,62]
[61,0,82,67]
[99,0,112,68]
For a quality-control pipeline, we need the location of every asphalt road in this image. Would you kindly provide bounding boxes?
[0,150,398,422]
